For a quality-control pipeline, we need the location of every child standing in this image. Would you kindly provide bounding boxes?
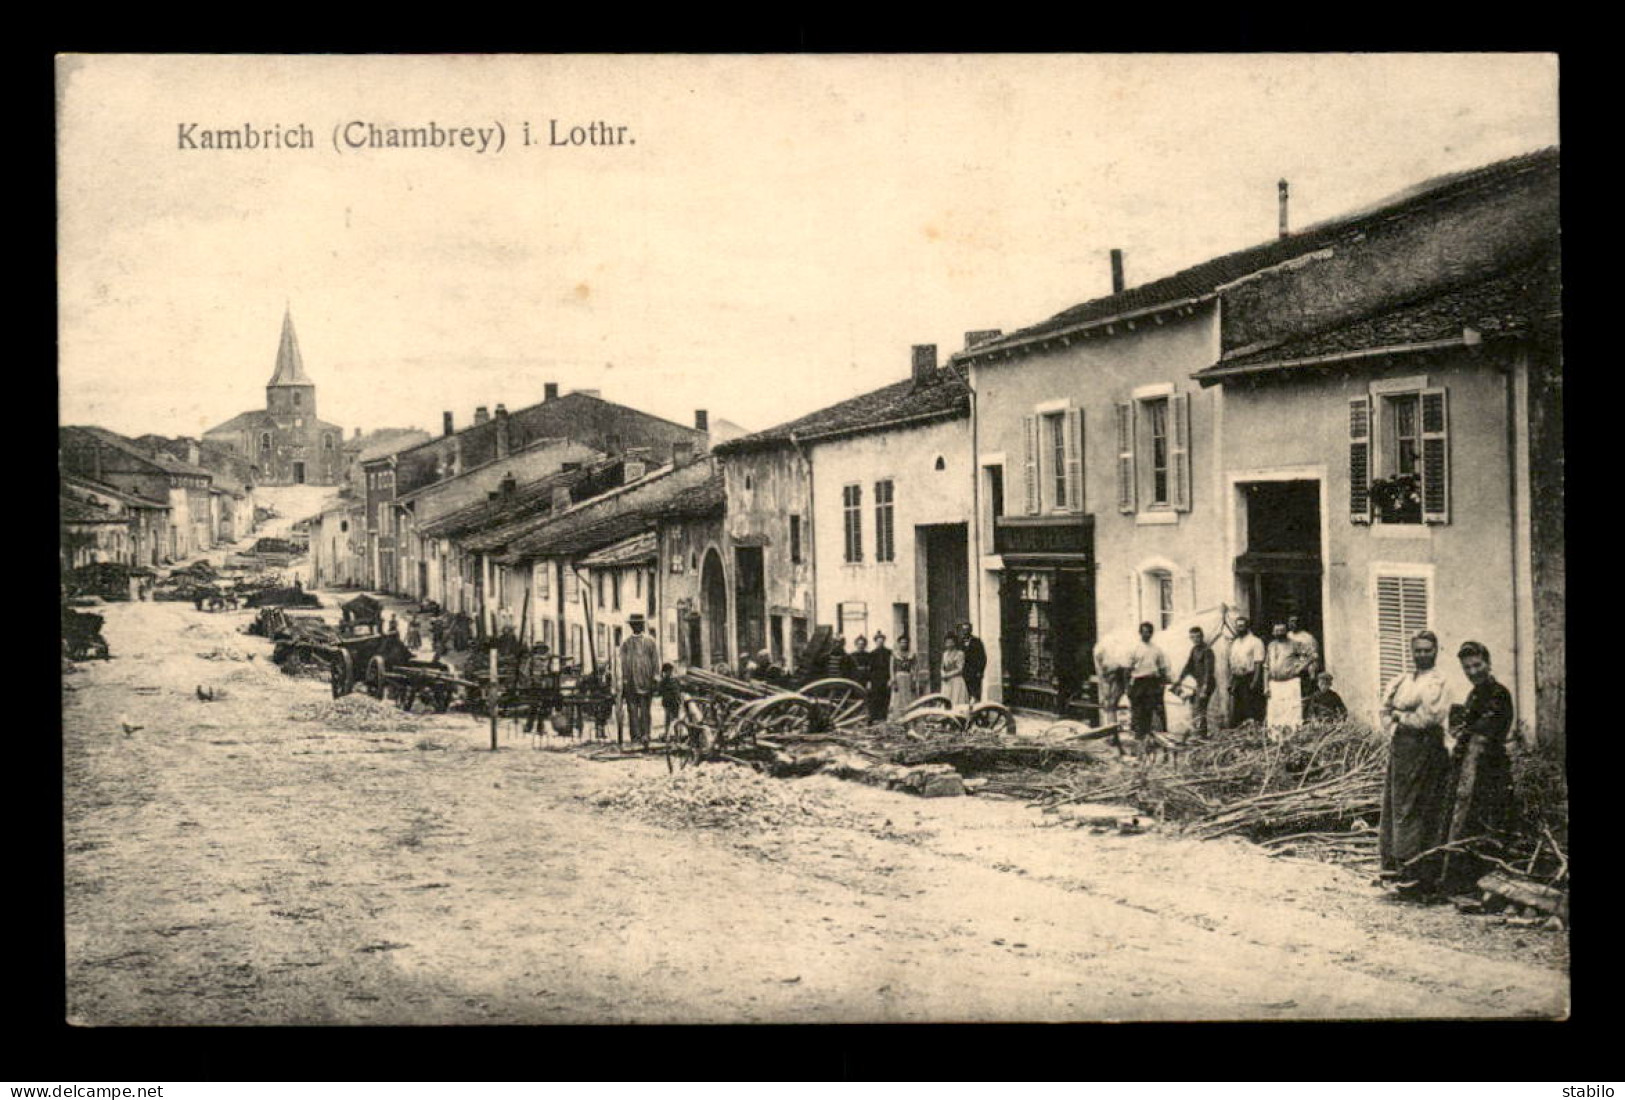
[658,663,683,737]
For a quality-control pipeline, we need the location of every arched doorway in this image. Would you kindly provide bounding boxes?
[701,548,729,670]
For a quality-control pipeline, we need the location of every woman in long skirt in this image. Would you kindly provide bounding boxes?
[941,635,969,707]
[1439,640,1517,897]
[890,635,918,717]
[1378,630,1454,898]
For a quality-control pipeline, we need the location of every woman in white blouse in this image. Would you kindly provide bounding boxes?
[1378,630,1454,899]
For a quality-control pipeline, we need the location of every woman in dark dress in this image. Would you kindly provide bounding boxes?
[1439,640,1517,897]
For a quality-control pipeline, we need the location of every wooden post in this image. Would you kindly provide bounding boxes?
[488,646,499,751]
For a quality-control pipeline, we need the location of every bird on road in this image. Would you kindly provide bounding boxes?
[196,685,216,702]
[119,716,144,736]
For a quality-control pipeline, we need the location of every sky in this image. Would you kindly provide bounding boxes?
[57,54,1559,442]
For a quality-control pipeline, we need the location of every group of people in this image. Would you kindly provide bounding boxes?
[1379,631,1517,903]
[819,622,988,721]
[1105,613,1347,741]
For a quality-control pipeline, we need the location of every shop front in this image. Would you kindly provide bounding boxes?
[994,515,1096,717]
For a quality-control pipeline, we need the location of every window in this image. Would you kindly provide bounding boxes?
[982,464,1005,552]
[1023,407,1083,514]
[842,484,863,563]
[789,515,802,564]
[597,572,606,609]
[1048,413,1067,509]
[1116,392,1190,514]
[571,624,584,660]
[874,480,895,563]
[1351,388,1450,525]
[1151,570,1175,630]
[1016,571,1055,684]
[324,434,334,452]
[536,563,550,600]
[1375,572,1431,699]
[293,392,302,408]
[612,571,622,611]
[260,432,272,454]
[634,570,642,599]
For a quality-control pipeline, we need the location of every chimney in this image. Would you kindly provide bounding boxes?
[1110,249,1125,294]
[451,437,464,477]
[574,388,601,399]
[494,404,510,458]
[672,440,695,468]
[911,344,938,386]
[694,409,709,433]
[187,441,200,466]
[473,406,490,427]
[1278,179,1290,239]
[964,330,1002,350]
[442,412,454,437]
[552,485,573,511]
[544,382,559,402]
[353,427,362,440]
[500,471,517,496]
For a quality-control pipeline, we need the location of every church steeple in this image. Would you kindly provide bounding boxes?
[266,307,314,388]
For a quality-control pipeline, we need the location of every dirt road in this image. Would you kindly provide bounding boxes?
[63,596,1568,1025]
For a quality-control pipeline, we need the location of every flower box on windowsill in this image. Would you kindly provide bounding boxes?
[1372,473,1422,526]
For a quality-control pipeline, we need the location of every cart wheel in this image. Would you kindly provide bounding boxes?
[966,701,1016,737]
[733,695,815,742]
[902,693,954,715]
[366,656,388,699]
[329,649,354,698]
[798,678,869,731]
[900,708,965,738]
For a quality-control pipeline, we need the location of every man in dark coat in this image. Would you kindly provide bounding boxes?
[1178,625,1217,739]
[959,622,988,703]
[866,631,893,721]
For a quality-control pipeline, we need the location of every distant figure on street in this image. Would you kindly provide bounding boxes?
[1128,622,1170,737]
[658,662,683,737]
[941,634,969,706]
[1178,625,1217,739]
[866,631,893,721]
[1227,615,1267,728]
[1266,622,1307,732]
[958,622,987,703]
[387,614,399,637]
[890,635,918,717]
[617,613,661,747]
[406,616,422,651]
[1303,672,1348,723]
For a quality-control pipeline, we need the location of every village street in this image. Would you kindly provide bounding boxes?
[64,582,1567,1025]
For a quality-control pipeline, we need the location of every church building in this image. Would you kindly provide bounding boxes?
[203,309,344,485]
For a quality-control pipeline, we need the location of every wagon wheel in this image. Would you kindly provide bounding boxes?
[966,701,1016,737]
[365,655,388,699]
[665,719,710,773]
[798,678,868,731]
[901,693,954,716]
[730,694,816,747]
[900,707,965,738]
[328,649,354,698]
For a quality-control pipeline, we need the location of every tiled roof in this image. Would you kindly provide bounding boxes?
[1196,255,1558,381]
[61,474,171,510]
[958,146,1560,360]
[712,371,970,455]
[351,428,433,462]
[579,531,658,568]
[496,465,721,564]
[60,496,125,523]
[418,465,591,541]
[144,450,214,479]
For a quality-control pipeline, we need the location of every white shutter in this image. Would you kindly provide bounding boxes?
[1129,570,1143,628]
[1116,402,1136,514]
[1022,415,1039,515]
[1376,574,1431,700]
[1063,407,1084,513]
[1170,393,1192,512]
[1420,388,1450,524]
[1349,397,1372,524]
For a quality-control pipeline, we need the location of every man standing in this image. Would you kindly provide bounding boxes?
[617,612,661,747]
[1178,625,1216,739]
[960,622,988,703]
[1127,622,1170,738]
[866,631,893,722]
[1227,615,1267,728]
[1287,614,1321,698]
[1265,622,1307,732]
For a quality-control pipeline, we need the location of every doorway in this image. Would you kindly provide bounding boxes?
[701,549,729,670]
[293,461,306,485]
[920,523,969,692]
[1235,479,1325,647]
[734,546,766,661]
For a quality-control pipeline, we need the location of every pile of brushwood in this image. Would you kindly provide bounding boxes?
[590,768,842,831]
[1020,720,1387,868]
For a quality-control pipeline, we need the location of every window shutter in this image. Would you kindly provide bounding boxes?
[1129,570,1143,628]
[1349,397,1372,524]
[1063,407,1084,513]
[1115,402,1136,514]
[1376,573,1431,699]
[1022,415,1039,515]
[1170,393,1192,512]
[1420,387,1450,524]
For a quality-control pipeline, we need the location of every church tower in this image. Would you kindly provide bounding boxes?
[265,307,317,422]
